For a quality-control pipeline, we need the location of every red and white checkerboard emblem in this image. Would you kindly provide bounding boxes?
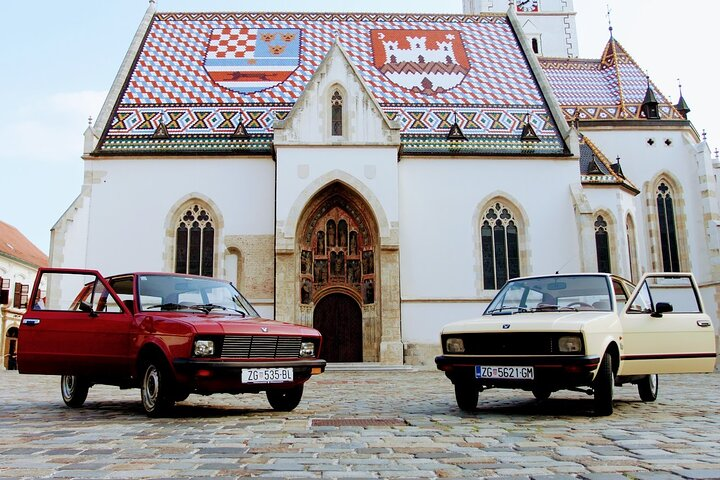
[204,28,301,94]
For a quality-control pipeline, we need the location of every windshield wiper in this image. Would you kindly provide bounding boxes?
[531,305,579,312]
[487,306,528,315]
[146,303,186,311]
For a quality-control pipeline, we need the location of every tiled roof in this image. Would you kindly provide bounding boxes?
[540,38,683,122]
[97,12,567,156]
[0,221,49,269]
[579,135,639,194]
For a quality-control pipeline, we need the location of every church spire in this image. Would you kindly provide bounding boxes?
[641,76,660,120]
[675,80,691,119]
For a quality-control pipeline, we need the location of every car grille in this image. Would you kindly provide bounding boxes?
[450,333,561,355]
[221,335,303,359]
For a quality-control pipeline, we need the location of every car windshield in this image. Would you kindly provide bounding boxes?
[137,274,258,317]
[485,275,613,315]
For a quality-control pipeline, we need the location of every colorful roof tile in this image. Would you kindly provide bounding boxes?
[540,38,684,122]
[96,12,568,156]
[579,135,639,194]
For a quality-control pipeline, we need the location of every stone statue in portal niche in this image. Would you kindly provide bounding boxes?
[301,279,312,304]
[327,221,336,247]
[349,232,357,256]
[316,231,325,255]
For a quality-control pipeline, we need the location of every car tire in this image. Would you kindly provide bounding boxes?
[638,374,659,402]
[532,388,551,401]
[60,375,89,408]
[141,359,175,417]
[593,353,614,416]
[266,385,304,412]
[454,384,478,412]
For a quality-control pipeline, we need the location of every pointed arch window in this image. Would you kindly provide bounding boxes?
[175,204,215,277]
[656,182,680,272]
[594,215,611,273]
[481,202,521,290]
[331,90,343,136]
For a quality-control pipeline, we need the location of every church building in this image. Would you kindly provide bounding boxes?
[51,0,720,364]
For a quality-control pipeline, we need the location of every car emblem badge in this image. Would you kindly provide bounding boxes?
[502,324,511,329]
[261,327,268,332]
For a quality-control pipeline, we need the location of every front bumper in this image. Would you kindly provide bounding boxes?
[173,358,327,393]
[435,354,600,389]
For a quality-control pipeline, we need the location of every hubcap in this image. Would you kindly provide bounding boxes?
[143,366,159,408]
[62,376,75,398]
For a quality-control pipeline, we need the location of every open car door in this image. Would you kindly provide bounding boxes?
[17,268,133,376]
[619,272,717,375]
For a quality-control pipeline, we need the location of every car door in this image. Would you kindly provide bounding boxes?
[618,273,716,375]
[18,268,134,377]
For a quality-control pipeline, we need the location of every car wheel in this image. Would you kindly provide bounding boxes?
[266,385,304,411]
[638,374,659,402]
[454,384,478,412]
[532,388,551,401]
[60,375,89,408]
[593,353,614,416]
[141,359,175,417]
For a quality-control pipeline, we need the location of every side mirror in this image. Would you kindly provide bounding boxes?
[78,301,98,317]
[651,302,673,318]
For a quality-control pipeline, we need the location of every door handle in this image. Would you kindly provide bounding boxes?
[697,320,712,327]
[22,318,41,326]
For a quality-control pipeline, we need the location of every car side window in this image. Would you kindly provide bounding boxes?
[31,271,126,315]
[612,280,628,311]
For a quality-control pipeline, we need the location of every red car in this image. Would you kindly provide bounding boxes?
[18,268,325,416]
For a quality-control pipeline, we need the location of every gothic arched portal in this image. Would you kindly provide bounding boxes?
[297,182,379,362]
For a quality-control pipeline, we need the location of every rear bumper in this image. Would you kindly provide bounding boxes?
[435,354,600,389]
[172,358,326,393]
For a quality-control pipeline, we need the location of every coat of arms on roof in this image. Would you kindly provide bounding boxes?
[370,30,470,95]
[204,28,301,94]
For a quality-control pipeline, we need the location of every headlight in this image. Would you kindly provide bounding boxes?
[194,340,215,357]
[558,335,582,353]
[300,341,315,357]
[446,338,465,353]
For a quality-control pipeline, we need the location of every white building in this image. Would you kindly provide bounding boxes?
[51,0,720,364]
[1,221,48,370]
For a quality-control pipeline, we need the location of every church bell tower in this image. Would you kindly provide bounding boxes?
[462,0,578,58]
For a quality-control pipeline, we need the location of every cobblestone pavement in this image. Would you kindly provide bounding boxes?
[0,368,719,479]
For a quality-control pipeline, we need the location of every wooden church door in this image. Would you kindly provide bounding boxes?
[313,293,362,362]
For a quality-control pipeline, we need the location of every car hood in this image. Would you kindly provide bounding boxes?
[146,313,321,337]
[441,311,615,334]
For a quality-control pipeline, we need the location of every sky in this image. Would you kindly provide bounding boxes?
[1,0,717,255]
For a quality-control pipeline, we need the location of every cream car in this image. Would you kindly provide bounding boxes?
[435,273,717,415]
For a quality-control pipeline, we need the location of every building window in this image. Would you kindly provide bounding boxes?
[481,202,520,290]
[0,277,9,305]
[531,37,540,54]
[594,215,611,273]
[626,215,638,283]
[656,182,680,272]
[175,204,215,277]
[13,283,29,309]
[331,90,343,136]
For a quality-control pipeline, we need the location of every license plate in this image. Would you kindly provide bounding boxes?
[476,365,534,380]
[242,367,294,384]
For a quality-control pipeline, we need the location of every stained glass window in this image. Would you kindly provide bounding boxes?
[481,202,521,290]
[175,204,214,277]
